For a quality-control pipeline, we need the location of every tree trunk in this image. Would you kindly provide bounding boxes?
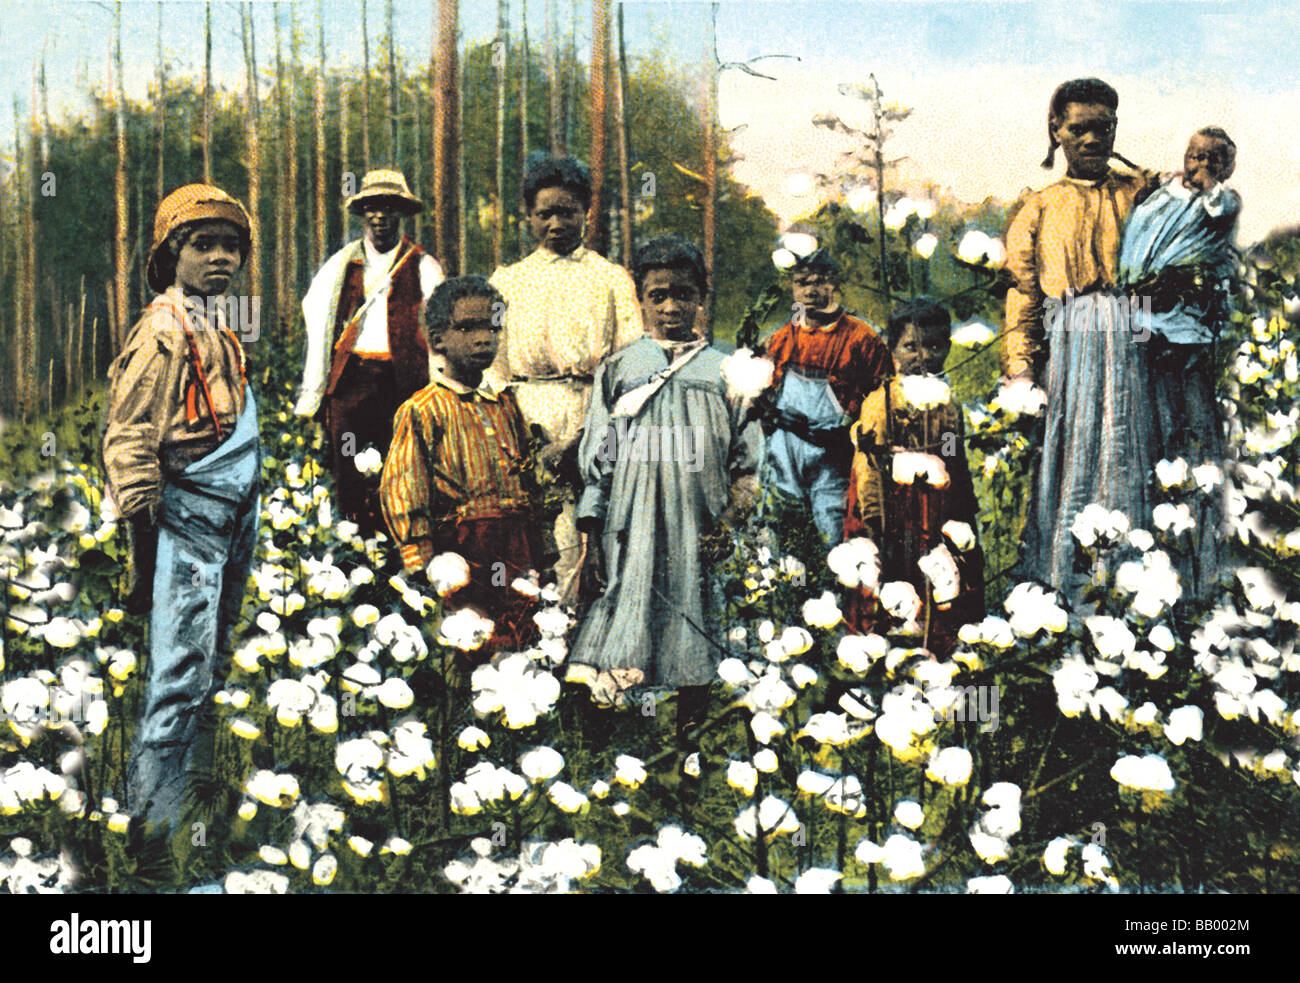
[434,0,460,275]
[386,0,399,164]
[546,0,561,155]
[457,52,467,275]
[242,3,263,314]
[156,2,166,200]
[493,0,509,268]
[314,0,327,268]
[113,0,129,355]
[411,76,424,245]
[614,0,632,265]
[274,8,287,329]
[202,2,212,183]
[700,2,718,338]
[339,77,350,246]
[287,5,300,320]
[11,99,33,420]
[518,0,531,257]
[565,0,577,154]
[361,0,371,171]
[586,0,609,255]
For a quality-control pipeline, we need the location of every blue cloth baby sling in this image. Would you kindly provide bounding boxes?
[127,385,261,830]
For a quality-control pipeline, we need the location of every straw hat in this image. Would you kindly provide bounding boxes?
[345,168,423,215]
[146,184,252,293]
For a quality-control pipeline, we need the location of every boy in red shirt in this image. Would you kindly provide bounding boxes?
[763,248,892,545]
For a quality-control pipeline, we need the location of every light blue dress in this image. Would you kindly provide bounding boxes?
[573,338,761,686]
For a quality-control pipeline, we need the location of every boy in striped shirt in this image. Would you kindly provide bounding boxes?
[380,276,542,654]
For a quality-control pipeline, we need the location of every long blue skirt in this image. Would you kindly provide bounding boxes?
[1021,292,1155,599]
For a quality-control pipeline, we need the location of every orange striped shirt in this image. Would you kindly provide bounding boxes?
[379,371,534,572]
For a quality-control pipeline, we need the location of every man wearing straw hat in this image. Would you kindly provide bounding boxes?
[295,168,444,536]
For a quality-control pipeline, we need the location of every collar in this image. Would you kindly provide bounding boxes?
[534,244,590,264]
[362,236,403,268]
[431,365,502,401]
[794,309,847,333]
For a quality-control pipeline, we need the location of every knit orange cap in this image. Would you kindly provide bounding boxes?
[146,184,252,292]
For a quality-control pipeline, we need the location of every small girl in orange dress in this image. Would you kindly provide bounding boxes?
[843,298,985,657]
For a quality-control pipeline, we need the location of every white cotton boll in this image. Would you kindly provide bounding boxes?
[1192,463,1223,493]
[891,450,950,488]
[914,232,939,259]
[518,746,565,783]
[720,348,776,400]
[782,232,819,258]
[1110,754,1176,792]
[1004,582,1069,637]
[790,664,819,689]
[802,591,843,629]
[1153,502,1196,536]
[717,658,754,688]
[353,447,384,476]
[772,248,798,271]
[1163,705,1203,745]
[1086,616,1137,660]
[950,319,997,347]
[1044,836,1075,876]
[750,711,785,744]
[746,875,779,894]
[956,229,991,264]
[1154,458,1191,490]
[918,544,961,605]
[837,634,887,673]
[794,868,842,894]
[881,834,926,880]
[990,378,1047,417]
[967,874,1014,894]
[894,799,924,830]
[926,746,973,786]
[426,552,471,596]
[969,829,1010,864]
[439,608,495,652]
[897,374,952,411]
[779,626,815,658]
[1132,702,1159,727]
[1148,624,1176,652]
[942,520,976,552]
[797,770,836,796]
[879,581,923,624]
[727,760,759,796]
[753,748,779,774]
[827,537,881,590]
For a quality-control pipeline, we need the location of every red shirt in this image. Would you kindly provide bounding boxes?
[764,311,893,421]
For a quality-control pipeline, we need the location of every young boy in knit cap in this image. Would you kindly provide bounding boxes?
[380,276,542,655]
[762,247,892,547]
[103,184,260,831]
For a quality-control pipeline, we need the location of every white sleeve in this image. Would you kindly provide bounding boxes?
[294,273,333,418]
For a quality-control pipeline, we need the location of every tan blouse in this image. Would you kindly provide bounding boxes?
[1002,165,1160,381]
[486,245,643,385]
[103,286,248,519]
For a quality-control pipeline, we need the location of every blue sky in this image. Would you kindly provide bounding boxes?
[2,1,1296,241]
